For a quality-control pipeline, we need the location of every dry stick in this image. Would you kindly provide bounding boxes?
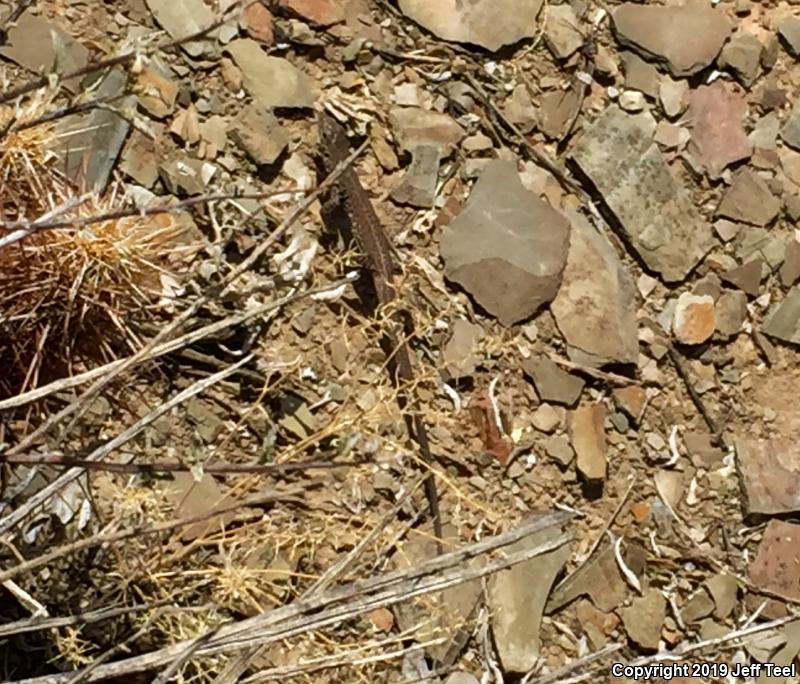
[14,513,573,684]
[523,644,623,684]
[0,485,309,585]
[0,0,250,106]
[0,188,305,233]
[213,477,430,683]
[3,453,349,476]
[0,356,251,535]
[0,276,353,412]
[547,353,638,387]
[0,143,364,532]
[666,345,728,449]
[0,599,202,638]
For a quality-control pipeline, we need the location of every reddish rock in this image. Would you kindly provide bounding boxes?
[748,520,800,618]
[673,293,716,344]
[686,82,752,178]
[243,2,274,44]
[571,403,607,481]
[280,0,346,26]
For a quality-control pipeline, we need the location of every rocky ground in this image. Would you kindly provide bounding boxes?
[1,0,800,682]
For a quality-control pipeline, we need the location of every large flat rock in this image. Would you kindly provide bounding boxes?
[571,106,713,282]
[440,160,570,325]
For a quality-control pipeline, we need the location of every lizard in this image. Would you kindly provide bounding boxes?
[317,111,443,552]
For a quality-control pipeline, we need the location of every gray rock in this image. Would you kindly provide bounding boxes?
[440,160,570,325]
[226,39,315,109]
[621,589,667,651]
[778,15,800,57]
[442,319,484,379]
[551,211,639,367]
[714,290,747,339]
[780,102,800,151]
[545,434,575,466]
[571,106,713,282]
[717,169,780,226]
[621,51,660,98]
[522,355,585,406]
[145,0,218,58]
[750,113,781,150]
[56,70,134,192]
[0,12,89,92]
[544,4,584,60]
[717,31,762,86]
[611,3,731,77]
[762,287,800,343]
[228,105,289,165]
[398,0,545,52]
[489,518,570,671]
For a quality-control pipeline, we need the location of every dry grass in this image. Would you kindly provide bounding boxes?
[0,101,195,397]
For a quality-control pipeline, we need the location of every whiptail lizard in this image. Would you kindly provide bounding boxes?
[317,112,443,551]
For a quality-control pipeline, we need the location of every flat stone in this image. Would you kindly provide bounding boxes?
[522,355,585,406]
[225,39,315,109]
[611,3,731,77]
[538,88,581,140]
[545,434,575,467]
[705,573,739,619]
[442,319,484,379]
[686,82,752,179]
[0,12,89,92]
[659,76,689,118]
[571,106,713,282]
[489,518,570,672]
[750,113,781,150]
[398,0,545,52]
[681,589,715,624]
[243,1,274,43]
[56,70,134,193]
[548,543,643,613]
[786,195,800,222]
[720,257,763,296]
[445,674,480,684]
[717,169,780,226]
[119,127,161,188]
[134,63,178,119]
[390,107,465,153]
[163,472,236,541]
[543,4,584,60]
[612,385,647,424]
[714,290,747,339]
[572,403,607,481]
[778,15,800,57]
[714,219,741,242]
[551,212,639,367]
[621,589,667,651]
[440,160,570,325]
[748,520,800,618]
[736,228,785,270]
[780,102,800,151]
[391,144,442,208]
[717,31,762,87]
[620,51,660,98]
[762,287,800,344]
[145,0,218,58]
[780,240,800,288]
[654,121,690,150]
[532,404,563,433]
[228,105,289,165]
[737,438,800,515]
